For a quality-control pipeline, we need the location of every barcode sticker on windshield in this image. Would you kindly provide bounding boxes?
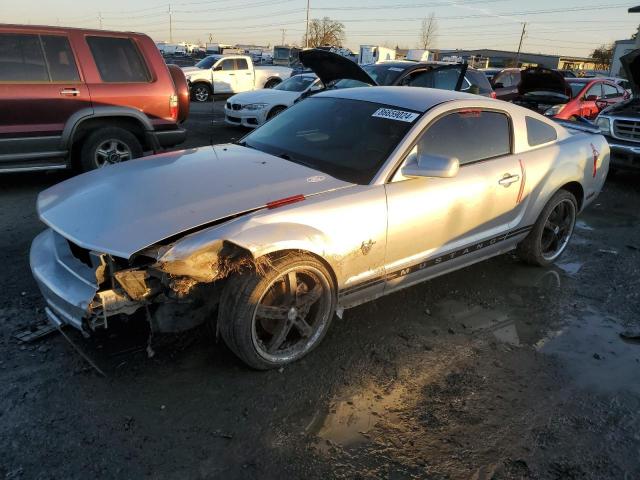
[388,67,405,72]
[372,108,419,123]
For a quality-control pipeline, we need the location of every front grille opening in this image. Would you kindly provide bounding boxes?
[67,240,93,268]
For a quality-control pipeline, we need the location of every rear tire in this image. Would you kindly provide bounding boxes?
[264,78,281,89]
[191,83,212,102]
[517,190,577,267]
[218,253,336,370]
[79,127,143,172]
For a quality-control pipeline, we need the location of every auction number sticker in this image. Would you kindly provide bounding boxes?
[372,108,419,123]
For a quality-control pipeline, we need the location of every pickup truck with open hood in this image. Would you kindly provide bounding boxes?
[594,49,640,171]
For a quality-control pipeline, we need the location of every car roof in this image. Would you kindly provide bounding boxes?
[314,86,490,112]
[0,23,146,37]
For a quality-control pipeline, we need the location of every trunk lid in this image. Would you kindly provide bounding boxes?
[299,49,377,86]
[518,67,572,103]
[38,145,353,258]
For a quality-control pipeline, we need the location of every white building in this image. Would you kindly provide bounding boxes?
[610,39,635,77]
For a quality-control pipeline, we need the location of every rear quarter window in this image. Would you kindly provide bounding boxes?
[525,116,557,147]
[87,36,151,83]
[466,70,493,94]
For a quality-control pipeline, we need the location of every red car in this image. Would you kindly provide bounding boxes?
[514,68,629,122]
[546,78,629,120]
[0,24,189,173]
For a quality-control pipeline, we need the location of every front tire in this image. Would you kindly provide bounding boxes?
[79,127,143,172]
[266,105,287,121]
[218,253,336,370]
[517,190,577,267]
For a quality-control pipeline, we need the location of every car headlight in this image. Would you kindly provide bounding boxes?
[544,104,566,116]
[595,116,611,135]
[243,103,268,111]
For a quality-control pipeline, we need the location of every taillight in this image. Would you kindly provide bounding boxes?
[590,143,599,178]
[169,95,179,121]
[490,92,497,99]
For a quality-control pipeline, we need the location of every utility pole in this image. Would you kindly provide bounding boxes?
[98,12,103,29]
[281,29,286,45]
[169,4,173,43]
[514,22,526,67]
[305,0,310,48]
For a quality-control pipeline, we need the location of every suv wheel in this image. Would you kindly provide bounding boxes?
[79,127,143,172]
[191,83,211,102]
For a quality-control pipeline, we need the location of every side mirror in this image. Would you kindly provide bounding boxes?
[493,82,504,89]
[213,65,223,71]
[595,99,609,111]
[401,153,460,179]
[585,94,599,101]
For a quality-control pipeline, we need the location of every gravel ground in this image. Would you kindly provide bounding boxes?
[1,102,639,479]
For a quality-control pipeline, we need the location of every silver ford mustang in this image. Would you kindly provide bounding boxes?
[30,87,609,369]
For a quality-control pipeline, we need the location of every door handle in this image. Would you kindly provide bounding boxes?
[60,88,80,97]
[228,73,235,75]
[245,72,252,75]
[498,174,520,187]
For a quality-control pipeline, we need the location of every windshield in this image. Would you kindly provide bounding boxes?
[195,56,221,69]
[242,97,419,184]
[568,82,587,97]
[274,48,290,60]
[275,75,317,92]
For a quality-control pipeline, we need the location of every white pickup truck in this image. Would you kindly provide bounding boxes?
[182,55,293,102]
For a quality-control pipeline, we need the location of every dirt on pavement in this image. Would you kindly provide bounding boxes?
[1,103,639,479]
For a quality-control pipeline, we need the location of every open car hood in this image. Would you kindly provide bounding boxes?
[621,49,640,95]
[299,49,376,86]
[518,67,571,99]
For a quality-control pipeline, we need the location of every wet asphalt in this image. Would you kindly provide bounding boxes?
[0,101,639,479]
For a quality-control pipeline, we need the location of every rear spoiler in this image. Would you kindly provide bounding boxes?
[553,117,600,135]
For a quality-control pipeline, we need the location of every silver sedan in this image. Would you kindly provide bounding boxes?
[30,87,610,369]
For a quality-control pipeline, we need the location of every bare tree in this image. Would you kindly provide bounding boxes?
[304,17,346,47]
[419,13,437,50]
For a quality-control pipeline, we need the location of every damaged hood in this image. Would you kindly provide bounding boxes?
[518,67,571,100]
[299,49,376,86]
[37,145,354,258]
[621,48,640,95]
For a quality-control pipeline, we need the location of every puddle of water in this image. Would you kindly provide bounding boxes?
[312,382,405,451]
[509,266,562,289]
[536,313,640,395]
[575,220,594,231]
[437,299,521,346]
[556,261,584,276]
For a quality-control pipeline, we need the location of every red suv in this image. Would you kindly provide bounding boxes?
[0,24,189,173]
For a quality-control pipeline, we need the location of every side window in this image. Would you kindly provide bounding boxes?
[494,72,510,87]
[602,83,620,99]
[525,116,557,147]
[235,58,248,70]
[418,110,511,165]
[0,33,48,81]
[41,36,79,82]
[87,36,151,83]
[584,83,602,100]
[406,67,464,91]
[220,59,236,71]
[402,69,428,87]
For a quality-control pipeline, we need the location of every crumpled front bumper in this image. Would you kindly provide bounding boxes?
[29,229,98,330]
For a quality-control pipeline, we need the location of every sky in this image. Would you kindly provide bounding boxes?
[3,0,639,57]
